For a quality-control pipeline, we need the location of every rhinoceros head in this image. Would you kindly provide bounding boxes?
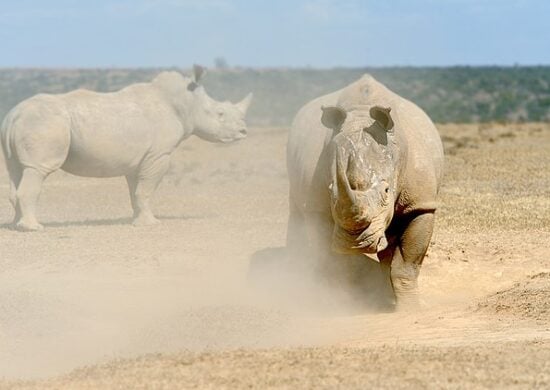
[321,105,398,254]
[187,65,252,143]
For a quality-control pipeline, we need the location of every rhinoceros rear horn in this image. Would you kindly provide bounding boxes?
[370,106,394,131]
[321,106,347,132]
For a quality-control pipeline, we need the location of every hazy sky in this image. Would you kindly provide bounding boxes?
[1,0,549,68]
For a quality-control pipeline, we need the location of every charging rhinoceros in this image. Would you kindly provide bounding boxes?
[1,66,252,231]
[286,74,443,308]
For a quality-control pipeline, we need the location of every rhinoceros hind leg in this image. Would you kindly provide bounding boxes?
[14,167,45,231]
[390,212,434,310]
[128,155,170,226]
[5,159,23,222]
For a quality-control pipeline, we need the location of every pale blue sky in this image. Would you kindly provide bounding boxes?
[0,0,549,68]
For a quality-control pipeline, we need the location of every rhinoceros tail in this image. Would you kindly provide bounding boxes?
[0,112,21,209]
[0,112,13,159]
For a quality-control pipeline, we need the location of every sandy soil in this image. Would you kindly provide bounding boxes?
[0,123,549,388]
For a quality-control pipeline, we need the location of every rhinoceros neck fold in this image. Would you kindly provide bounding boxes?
[152,73,196,138]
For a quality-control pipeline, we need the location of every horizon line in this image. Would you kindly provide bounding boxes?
[1,64,550,71]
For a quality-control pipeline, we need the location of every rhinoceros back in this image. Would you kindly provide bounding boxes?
[2,83,184,178]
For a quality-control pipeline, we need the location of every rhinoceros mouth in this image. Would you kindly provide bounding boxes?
[332,224,387,255]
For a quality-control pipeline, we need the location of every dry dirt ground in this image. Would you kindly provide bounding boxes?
[0,123,549,389]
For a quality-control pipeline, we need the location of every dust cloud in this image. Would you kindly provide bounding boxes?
[0,128,390,380]
[0,244,387,380]
[1,124,549,386]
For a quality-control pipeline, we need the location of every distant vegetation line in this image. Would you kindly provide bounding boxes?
[1,66,549,126]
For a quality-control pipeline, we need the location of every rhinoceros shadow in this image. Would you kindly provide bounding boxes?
[0,214,203,229]
[45,217,133,227]
[46,214,202,228]
[247,246,396,314]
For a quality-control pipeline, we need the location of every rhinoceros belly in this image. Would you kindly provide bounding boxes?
[61,127,151,178]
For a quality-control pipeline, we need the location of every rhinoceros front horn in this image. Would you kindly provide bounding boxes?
[332,147,356,213]
[236,93,253,114]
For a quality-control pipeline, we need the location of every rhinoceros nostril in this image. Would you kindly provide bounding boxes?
[239,128,247,135]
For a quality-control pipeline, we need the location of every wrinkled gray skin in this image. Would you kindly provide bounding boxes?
[1,66,252,231]
[287,74,443,308]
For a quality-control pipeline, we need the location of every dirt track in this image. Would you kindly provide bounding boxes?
[1,123,549,388]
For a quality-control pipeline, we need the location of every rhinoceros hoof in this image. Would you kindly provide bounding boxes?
[15,220,44,232]
[132,215,161,226]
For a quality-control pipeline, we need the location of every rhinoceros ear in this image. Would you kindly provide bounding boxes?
[188,65,207,91]
[193,64,206,83]
[321,106,347,132]
[369,106,394,131]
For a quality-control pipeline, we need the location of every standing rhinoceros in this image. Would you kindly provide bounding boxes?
[286,74,443,308]
[1,66,252,231]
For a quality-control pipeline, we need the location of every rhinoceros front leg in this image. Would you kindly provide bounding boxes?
[14,167,46,231]
[382,212,435,310]
[127,155,170,226]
